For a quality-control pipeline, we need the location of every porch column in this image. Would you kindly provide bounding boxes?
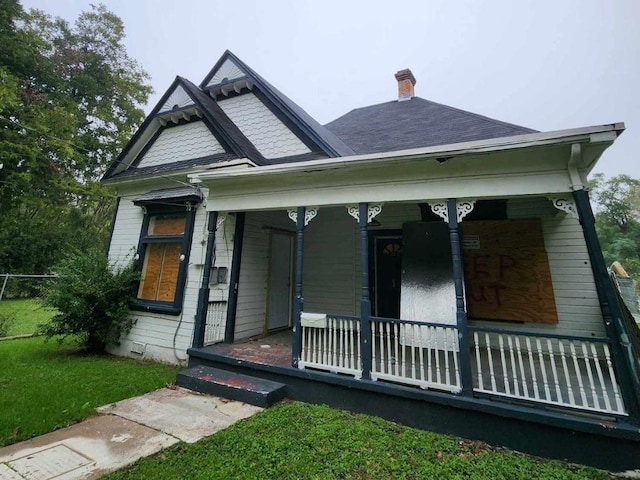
[224,212,246,343]
[192,211,218,348]
[359,202,373,380]
[573,189,640,417]
[291,206,305,367]
[446,199,474,396]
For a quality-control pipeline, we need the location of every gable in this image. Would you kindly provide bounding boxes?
[218,92,312,159]
[205,58,246,88]
[158,84,194,113]
[136,121,226,168]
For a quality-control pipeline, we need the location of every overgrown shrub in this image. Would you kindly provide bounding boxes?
[0,313,14,337]
[41,251,139,352]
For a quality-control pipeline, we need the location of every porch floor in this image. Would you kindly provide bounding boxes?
[203,330,292,367]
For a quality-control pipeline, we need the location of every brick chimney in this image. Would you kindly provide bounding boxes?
[395,69,416,101]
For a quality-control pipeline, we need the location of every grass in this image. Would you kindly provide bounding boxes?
[0,298,55,336]
[0,336,180,447]
[104,401,609,480]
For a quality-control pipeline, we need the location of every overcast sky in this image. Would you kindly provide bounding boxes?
[22,0,640,179]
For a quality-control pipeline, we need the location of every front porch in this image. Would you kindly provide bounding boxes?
[187,193,640,463]
[186,326,640,472]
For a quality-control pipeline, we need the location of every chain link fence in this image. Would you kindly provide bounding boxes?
[0,274,57,338]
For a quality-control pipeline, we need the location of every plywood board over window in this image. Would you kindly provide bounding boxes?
[461,219,558,324]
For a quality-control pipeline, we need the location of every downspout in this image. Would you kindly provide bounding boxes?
[192,211,218,348]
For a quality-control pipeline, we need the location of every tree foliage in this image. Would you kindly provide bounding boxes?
[0,0,151,274]
[590,174,640,285]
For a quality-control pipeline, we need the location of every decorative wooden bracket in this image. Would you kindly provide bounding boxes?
[548,197,579,219]
[429,200,476,223]
[346,204,383,223]
[287,207,319,226]
[456,200,476,223]
[429,201,448,223]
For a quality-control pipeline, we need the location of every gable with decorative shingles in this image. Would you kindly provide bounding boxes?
[218,93,311,159]
[136,121,226,168]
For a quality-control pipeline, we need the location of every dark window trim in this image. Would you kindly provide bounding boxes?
[130,204,197,316]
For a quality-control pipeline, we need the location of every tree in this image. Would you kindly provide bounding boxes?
[0,1,151,274]
[590,174,640,286]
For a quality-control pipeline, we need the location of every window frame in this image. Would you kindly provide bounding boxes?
[130,204,197,315]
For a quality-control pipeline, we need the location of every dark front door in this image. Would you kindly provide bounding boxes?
[373,233,402,319]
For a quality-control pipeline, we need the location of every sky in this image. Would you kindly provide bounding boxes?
[21,0,640,179]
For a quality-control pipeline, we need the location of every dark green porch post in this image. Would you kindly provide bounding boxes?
[446,199,474,396]
[359,202,373,380]
[192,211,218,348]
[573,189,640,418]
[224,212,245,344]
[292,206,305,368]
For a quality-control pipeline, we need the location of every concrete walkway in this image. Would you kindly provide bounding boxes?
[0,387,262,479]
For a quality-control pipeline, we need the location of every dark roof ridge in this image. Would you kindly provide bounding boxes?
[178,77,266,165]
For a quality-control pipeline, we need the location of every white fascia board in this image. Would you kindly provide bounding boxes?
[189,123,624,182]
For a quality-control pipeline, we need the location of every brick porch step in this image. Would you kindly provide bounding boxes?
[176,366,287,407]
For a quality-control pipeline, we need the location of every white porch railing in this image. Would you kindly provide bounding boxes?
[204,301,227,345]
[470,327,626,415]
[296,314,627,416]
[299,314,362,377]
[371,317,461,393]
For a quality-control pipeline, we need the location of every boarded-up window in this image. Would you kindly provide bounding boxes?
[461,219,558,324]
[137,214,186,303]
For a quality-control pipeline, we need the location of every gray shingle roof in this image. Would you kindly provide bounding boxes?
[324,97,537,155]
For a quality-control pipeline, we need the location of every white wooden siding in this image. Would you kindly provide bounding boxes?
[234,211,294,339]
[136,121,225,168]
[304,208,359,315]
[218,93,311,159]
[107,191,213,364]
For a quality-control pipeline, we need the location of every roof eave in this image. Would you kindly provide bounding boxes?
[189,123,625,182]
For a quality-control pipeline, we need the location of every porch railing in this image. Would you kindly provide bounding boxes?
[371,317,461,393]
[296,314,628,416]
[299,314,362,378]
[469,326,626,415]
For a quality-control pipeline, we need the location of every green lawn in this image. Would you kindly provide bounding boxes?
[0,298,55,336]
[0,336,180,446]
[104,401,609,480]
